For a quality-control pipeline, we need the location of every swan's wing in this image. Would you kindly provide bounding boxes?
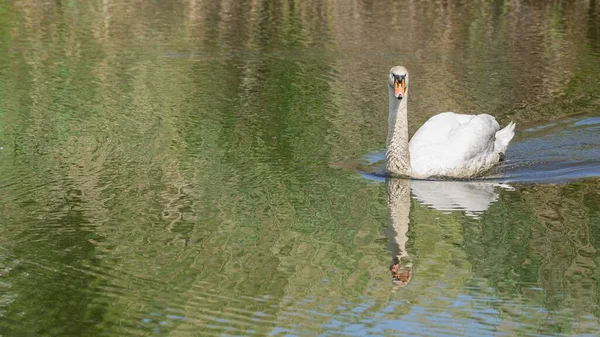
[410,112,470,144]
[410,112,500,153]
[409,112,501,176]
[494,121,516,154]
[448,113,500,157]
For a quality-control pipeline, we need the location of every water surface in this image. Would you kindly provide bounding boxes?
[0,1,599,336]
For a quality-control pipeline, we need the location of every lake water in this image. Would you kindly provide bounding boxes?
[0,1,599,336]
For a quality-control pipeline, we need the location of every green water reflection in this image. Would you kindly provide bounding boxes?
[0,0,599,336]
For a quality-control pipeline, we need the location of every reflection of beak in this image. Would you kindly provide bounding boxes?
[394,78,405,99]
[393,279,407,286]
[391,268,411,287]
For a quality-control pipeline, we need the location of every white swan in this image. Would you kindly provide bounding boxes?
[386,66,516,178]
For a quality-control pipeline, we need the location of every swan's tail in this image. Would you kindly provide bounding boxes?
[494,121,516,155]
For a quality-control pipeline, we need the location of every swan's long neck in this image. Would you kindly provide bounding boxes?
[386,90,411,177]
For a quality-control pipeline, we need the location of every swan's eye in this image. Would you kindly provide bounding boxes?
[392,74,406,82]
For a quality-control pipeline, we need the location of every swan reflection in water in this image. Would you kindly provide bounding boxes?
[381,114,600,286]
[386,178,508,286]
[411,180,513,215]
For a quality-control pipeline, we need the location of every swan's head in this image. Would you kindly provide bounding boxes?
[389,66,409,100]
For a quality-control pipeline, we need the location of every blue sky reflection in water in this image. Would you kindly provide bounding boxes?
[0,0,598,336]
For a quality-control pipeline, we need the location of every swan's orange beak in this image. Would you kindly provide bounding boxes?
[394,78,405,99]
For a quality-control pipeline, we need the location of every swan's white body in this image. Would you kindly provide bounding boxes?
[409,112,516,178]
[385,66,516,178]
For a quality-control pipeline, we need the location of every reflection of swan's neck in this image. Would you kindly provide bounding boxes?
[386,178,411,263]
[386,90,411,177]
